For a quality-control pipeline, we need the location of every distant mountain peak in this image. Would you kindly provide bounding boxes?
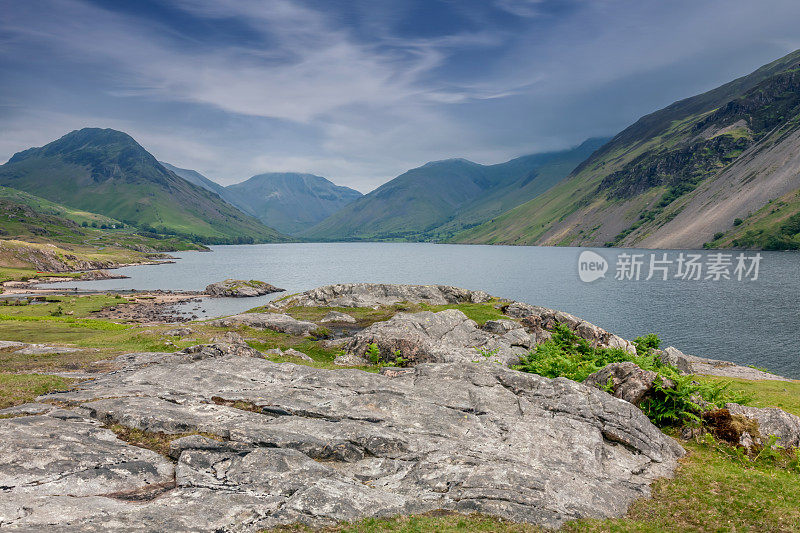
[224,171,362,235]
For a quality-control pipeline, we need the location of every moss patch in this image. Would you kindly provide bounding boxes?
[106,424,223,457]
[0,373,75,409]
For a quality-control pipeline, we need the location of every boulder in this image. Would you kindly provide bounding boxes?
[283,348,313,362]
[658,346,789,381]
[345,309,534,366]
[208,313,319,337]
[205,279,284,298]
[277,283,491,308]
[320,311,357,324]
[7,354,683,531]
[164,327,194,337]
[482,319,523,335]
[333,352,367,366]
[178,333,263,360]
[725,403,800,448]
[657,346,694,374]
[504,302,636,353]
[585,362,674,406]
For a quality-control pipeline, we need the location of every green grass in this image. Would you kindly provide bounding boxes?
[0,294,128,318]
[706,377,800,417]
[278,301,508,328]
[269,512,544,532]
[712,189,800,250]
[565,439,800,532]
[418,302,508,325]
[0,373,75,409]
[0,266,83,284]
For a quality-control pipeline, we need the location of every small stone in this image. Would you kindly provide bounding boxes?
[585,362,674,406]
[283,348,313,362]
[320,311,357,324]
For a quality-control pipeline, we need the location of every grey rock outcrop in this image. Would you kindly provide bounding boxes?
[657,346,789,381]
[585,362,674,406]
[1,354,684,531]
[208,313,319,337]
[205,279,284,298]
[277,283,491,308]
[657,346,694,374]
[726,403,800,448]
[504,302,636,353]
[0,340,82,356]
[344,309,533,366]
[482,319,524,335]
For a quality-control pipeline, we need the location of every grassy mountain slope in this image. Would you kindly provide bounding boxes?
[303,139,606,241]
[225,173,363,235]
[0,185,207,273]
[453,49,800,249]
[0,185,203,252]
[0,129,287,244]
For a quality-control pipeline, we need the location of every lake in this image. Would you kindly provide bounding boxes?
[42,243,800,378]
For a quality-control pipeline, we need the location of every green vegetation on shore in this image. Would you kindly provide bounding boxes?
[515,325,751,426]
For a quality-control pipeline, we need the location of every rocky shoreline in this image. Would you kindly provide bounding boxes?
[0,282,795,531]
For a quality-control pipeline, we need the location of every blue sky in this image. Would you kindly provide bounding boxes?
[1,0,800,192]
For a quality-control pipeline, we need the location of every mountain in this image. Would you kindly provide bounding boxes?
[224,173,363,235]
[0,128,287,244]
[453,49,800,250]
[159,161,230,201]
[302,138,606,241]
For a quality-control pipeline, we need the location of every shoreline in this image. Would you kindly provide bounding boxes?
[2,252,795,381]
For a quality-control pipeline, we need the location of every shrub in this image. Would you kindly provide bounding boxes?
[366,342,381,364]
[733,218,743,226]
[514,324,750,427]
[365,343,408,368]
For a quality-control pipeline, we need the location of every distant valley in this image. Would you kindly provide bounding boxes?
[302,138,607,242]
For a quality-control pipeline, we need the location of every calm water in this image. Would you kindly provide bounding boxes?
[41,243,800,378]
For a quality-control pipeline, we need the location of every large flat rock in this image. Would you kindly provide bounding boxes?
[277,283,491,308]
[0,350,684,531]
[344,309,532,365]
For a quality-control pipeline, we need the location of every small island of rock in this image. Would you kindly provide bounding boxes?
[204,279,284,298]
